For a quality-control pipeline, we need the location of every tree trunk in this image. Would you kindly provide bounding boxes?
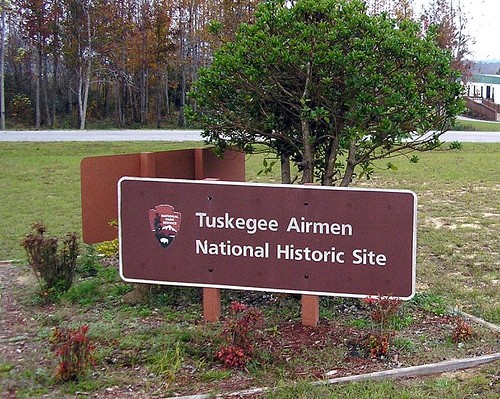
[42,56,52,127]
[140,68,147,123]
[129,81,139,122]
[178,65,186,127]
[340,143,357,187]
[77,64,84,128]
[104,80,110,118]
[78,4,92,130]
[51,0,60,127]
[301,118,314,183]
[300,61,314,184]
[165,70,170,115]
[77,53,91,129]
[35,49,41,129]
[156,83,161,128]
[322,133,340,186]
[80,63,90,130]
[67,82,73,118]
[52,54,58,126]
[280,154,291,184]
[116,79,126,127]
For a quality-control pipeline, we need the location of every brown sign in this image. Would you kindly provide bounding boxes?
[81,148,245,244]
[119,178,416,299]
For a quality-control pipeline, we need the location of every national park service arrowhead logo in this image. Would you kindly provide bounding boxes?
[149,205,182,249]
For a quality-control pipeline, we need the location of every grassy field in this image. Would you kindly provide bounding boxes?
[354,144,500,324]
[0,142,200,261]
[0,140,499,398]
[1,141,499,321]
[246,143,500,323]
[455,118,500,131]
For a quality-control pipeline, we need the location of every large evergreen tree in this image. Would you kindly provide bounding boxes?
[189,0,464,185]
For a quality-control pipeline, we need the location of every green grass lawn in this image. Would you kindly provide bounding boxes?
[0,142,200,260]
[0,140,499,398]
[354,144,500,324]
[1,141,498,322]
[455,118,500,131]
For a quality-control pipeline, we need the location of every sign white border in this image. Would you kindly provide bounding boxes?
[118,177,417,300]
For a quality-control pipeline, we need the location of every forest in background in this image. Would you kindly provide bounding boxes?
[0,0,476,130]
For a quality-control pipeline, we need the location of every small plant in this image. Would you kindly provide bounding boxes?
[392,336,416,352]
[360,295,403,358]
[62,280,101,306]
[78,245,100,277]
[52,325,95,382]
[96,239,119,257]
[363,295,402,334]
[364,332,394,358]
[215,344,249,369]
[412,292,448,315]
[201,369,231,382]
[95,220,120,258]
[449,141,463,150]
[21,222,79,293]
[149,341,184,383]
[451,317,475,343]
[216,301,263,368]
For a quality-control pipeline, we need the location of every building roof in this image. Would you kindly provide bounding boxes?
[471,74,500,84]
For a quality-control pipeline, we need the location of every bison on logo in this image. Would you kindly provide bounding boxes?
[149,205,182,249]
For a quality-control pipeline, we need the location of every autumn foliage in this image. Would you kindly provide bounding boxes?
[52,325,95,382]
[362,295,402,358]
[216,301,263,368]
[6,0,261,129]
[5,0,468,129]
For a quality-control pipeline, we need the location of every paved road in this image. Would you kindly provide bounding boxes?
[1,129,500,142]
[0,129,204,142]
[438,131,500,143]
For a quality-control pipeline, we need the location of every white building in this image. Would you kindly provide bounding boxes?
[466,74,500,104]
[465,74,500,121]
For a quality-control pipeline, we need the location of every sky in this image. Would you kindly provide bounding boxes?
[413,0,500,61]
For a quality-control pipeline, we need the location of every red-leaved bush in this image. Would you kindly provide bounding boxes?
[361,295,402,358]
[451,317,475,343]
[363,295,402,333]
[216,301,263,368]
[52,325,95,382]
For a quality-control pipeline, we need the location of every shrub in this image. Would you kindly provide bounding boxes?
[52,325,95,382]
[451,317,475,343]
[216,301,263,368]
[21,222,79,293]
[449,141,463,150]
[10,94,32,123]
[360,295,403,358]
